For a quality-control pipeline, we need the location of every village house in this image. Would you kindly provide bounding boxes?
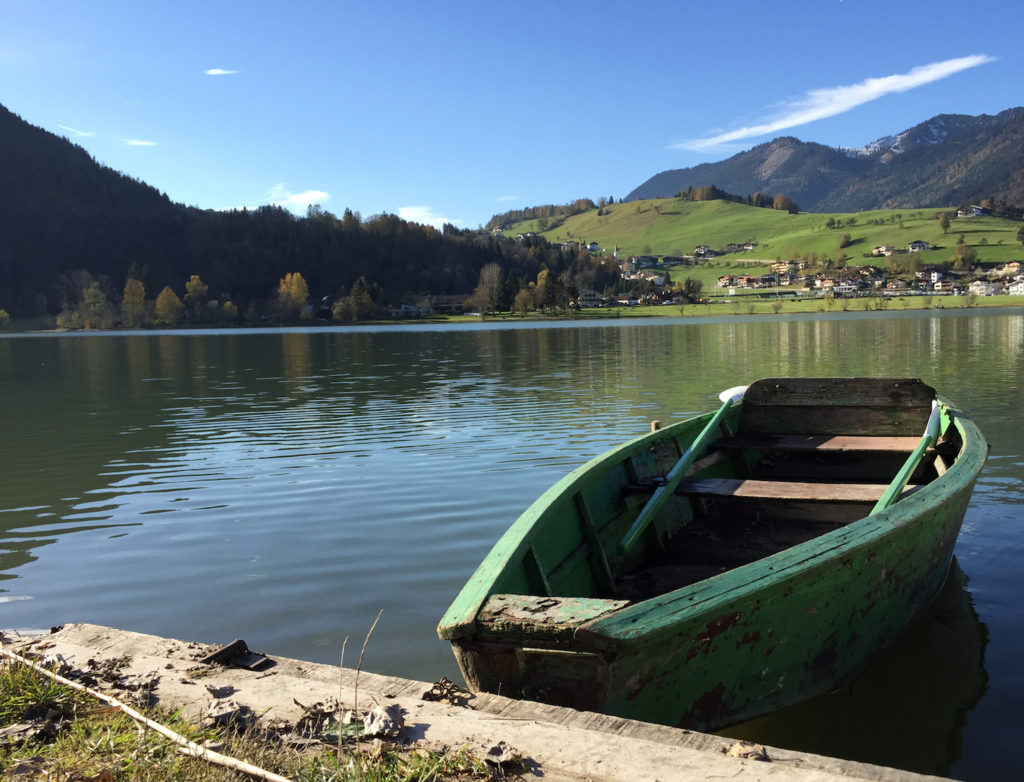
[633,255,660,269]
[717,275,736,288]
[586,241,601,253]
[638,269,666,287]
[968,279,1001,296]
[908,240,931,252]
[934,279,955,294]
[428,294,465,316]
[886,278,907,292]
[916,268,944,283]
[1008,277,1024,296]
[389,303,424,318]
[576,289,603,308]
[872,245,895,257]
[957,204,991,218]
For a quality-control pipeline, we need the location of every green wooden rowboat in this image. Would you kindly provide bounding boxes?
[437,377,987,732]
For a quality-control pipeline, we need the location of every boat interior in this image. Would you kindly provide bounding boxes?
[612,377,962,602]
[464,378,969,632]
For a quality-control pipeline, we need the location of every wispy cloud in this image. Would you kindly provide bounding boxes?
[124,139,157,147]
[398,206,461,230]
[204,68,239,76]
[266,184,329,212]
[675,55,996,152]
[58,124,93,138]
[494,194,519,202]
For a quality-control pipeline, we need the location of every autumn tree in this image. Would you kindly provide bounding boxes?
[536,269,558,309]
[331,298,353,322]
[472,262,504,313]
[82,282,110,329]
[349,277,377,320]
[154,286,184,326]
[0,309,10,328]
[951,240,976,270]
[184,274,209,321]
[122,277,146,328]
[773,194,797,213]
[513,287,533,315]
[275,272,310,320]
[682,277,703,302]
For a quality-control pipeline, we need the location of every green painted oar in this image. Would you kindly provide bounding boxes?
[618,385,747,555]
[870,400,941,515]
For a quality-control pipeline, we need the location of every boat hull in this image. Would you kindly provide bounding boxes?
[441,380,987,732]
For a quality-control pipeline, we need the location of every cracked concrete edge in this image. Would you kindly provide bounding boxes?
[2,623,953,782]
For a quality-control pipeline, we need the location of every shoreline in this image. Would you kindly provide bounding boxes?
[3,298,1024,336]
[3,623,951,782]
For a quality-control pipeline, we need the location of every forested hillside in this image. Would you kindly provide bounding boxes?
[0,105,586,322]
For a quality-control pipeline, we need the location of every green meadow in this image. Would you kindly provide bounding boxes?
[504,198,1024,267]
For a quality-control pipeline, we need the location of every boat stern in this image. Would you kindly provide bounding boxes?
[447,593,626,708]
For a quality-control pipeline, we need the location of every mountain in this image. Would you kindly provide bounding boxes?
[625,108,1024,212]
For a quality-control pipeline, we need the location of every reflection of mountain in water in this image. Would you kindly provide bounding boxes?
[720,559,988,776]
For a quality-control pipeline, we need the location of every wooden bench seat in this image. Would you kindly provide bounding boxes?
[714,433,928,454]
[676,477,917,503]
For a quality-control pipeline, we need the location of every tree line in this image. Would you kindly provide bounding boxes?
[484,198,602,231]
[675,185,799,213]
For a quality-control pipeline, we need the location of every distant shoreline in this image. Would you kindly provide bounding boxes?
[3,295,1024,336]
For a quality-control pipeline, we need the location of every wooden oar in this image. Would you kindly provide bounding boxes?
[870,399,942,515]
[618,385,747,554]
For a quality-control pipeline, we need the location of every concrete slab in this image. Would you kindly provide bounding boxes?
[3,623,953,782]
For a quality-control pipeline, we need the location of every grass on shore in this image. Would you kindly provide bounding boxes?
[0,655,492,782]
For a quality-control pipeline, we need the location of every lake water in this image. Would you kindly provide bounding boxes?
[1,310,1021,780]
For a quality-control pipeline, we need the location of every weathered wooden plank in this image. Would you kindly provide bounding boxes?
[677,477,902,502]
[742,377,935,408]
[739,377,936,437]
[477,594,629,640]
[715,434,925,453]
[574,493,618,595]
[740,406,931,436]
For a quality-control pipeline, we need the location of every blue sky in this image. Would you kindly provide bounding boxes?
[1,1,1020,229]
